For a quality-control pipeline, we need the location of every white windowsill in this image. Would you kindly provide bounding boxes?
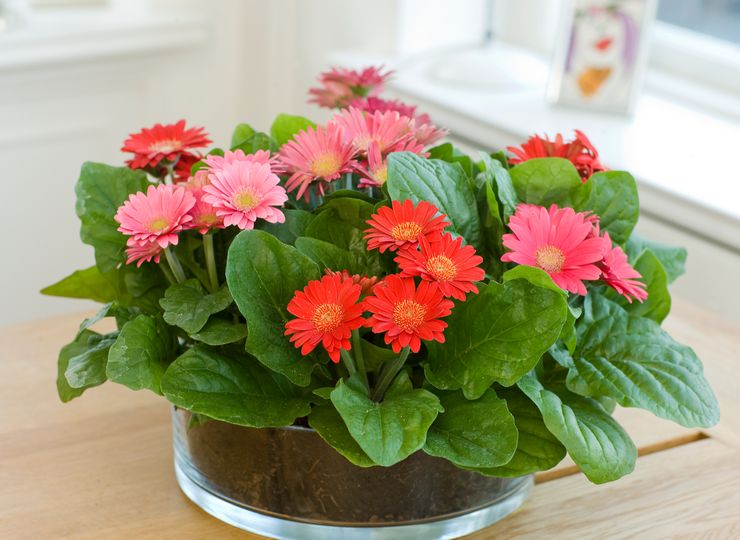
[0,8,208,71]
[358,44,740,252]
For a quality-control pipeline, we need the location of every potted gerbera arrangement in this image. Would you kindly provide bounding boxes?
[44,66,719,539]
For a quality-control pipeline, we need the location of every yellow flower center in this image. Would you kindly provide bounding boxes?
[392,300,426,332]
[196,213,219,227]
[310,153,342,178]
[311,303,345,333]
[149,217,170,232]
[535,245,566,273]
[374,165,388,185]
[390,221,423,242]
[233,190,260,211]
[149,139,181,153]
[425,255,457,282]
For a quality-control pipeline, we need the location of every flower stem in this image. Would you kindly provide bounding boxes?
[351,330,370,394]
[159,260,177,285]
[340,349,358,378]
[203,233,219,292]
[371,346,410,402]
[164,247,187,283]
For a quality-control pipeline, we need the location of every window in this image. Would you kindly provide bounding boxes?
[657,0,740,45]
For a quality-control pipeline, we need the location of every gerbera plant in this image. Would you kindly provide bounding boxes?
[44,65,718,486]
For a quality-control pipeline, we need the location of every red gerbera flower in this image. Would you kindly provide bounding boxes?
[364,200,450,253]
[599,233,648,303]
[395,232,485,301]
[324,268,379,297]
[121,120,211,171]
[507,130,605,181]
[284,274,366,363]
[364,275,454,353]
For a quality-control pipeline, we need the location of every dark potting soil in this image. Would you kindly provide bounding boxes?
[175,409,525,525]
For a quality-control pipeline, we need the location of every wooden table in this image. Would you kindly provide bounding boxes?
[2,298,740,539]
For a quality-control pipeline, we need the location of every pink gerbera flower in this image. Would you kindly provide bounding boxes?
[202,161,287,230]
[121,120,211,170]
[308,66,392,108]
[125,238,163,267]
[354,139,426,189]
[501,204,607,295]
[348,96,418,119]
[599,233,648,303]
[184,170,224,234]
[278,123,358,198]
[204,149,285,175]
[411,114,449,147]
[331,107,414,155]
[115,184,195,248]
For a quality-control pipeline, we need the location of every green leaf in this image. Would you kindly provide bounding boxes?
[295,237,373,276]
[387,152,481,249]
[479,152,518,218]
[308,402,376,467]
[56,330,110,402]
[566,294,719,428]
[161,346,312,427]
[257,208,314,245]
[331,373,443,466]
[230,123,276,154]
[609,248,670,322]
[578,171,638,244]
[106,315,175,394]
[423,388,517,468]
[509,157,588,208]
[65,332,117,389]
[359,337,397,372]
[518,372,636,483]
[625,233,687,283]
[75,162,150,272]
[41,266,119,302]
[425,280,567,399]
[427,143,476,178]
[475,164,505,278]
[270,114,316,147]
[190,318,248,346]
[159,280,233,334]
[470,387,566,477]
[75,303,113,338]
[226,230,320,386]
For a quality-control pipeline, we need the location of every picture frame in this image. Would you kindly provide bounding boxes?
[548,0,658,114]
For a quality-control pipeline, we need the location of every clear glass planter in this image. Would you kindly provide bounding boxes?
[172,408,532,540]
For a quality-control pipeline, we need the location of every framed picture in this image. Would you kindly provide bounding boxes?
[548,0,658,114]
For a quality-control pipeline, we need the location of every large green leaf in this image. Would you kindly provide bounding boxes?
[257,209,313,245]
[159,280,233,334]
[625,233,687,284]
[509,157,588,208]
[518,372,636,483]
[230,123,276,154]
[470,387,566,477]
[308,402,376,467]
[226,230,320,386]
[56,330,111,402]
[331,373,443,466]
[479,152,518,218]
[190,317,248,346]
[295,237,373,276]
[423,388,517,468]
[270,114,316,147]
[387,152,481,249]
[566,294,719,428]
[106,315,175,394]
[577,171,638,244]
[161,346,312,427]
[75,162,150,272]
[425,279,567,399]
[609,248,670,322]
[65,332,117,389]
[427,143,476,179]
[41,266,119,303]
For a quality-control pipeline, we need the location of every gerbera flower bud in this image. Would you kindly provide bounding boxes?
[284,274,367,363]
[324,268,378,296]
[501,204,608,296]
[364,275,454,353]
[395,232,485,301]
[364,199,450,253]
[114,184,195,249]
[202,161,288,230]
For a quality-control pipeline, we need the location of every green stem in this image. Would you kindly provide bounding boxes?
[351,330,370,394]
[203,233,219,292]
[164,247,187,283]
[340,349,358,378]
[371,346,410,402]
[159,260,177,285]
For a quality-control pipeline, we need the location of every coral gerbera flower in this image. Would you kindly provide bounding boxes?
[354,139,425,189]
[184,170,223,234]
[599,233,648,303]
[501,204,607,295]
[308,65,392,108]
[331,107,414,155]
[204,149,285,175]
[507,130,605,182]
[278,123,358,198]
[411,114,449,147]
[202,161,287,230]
[115,184,195,248]
[284,274,366,363]
[121,120,211,170]
[396,232,485,301]
[364,275,454,353]
[125,238,163,267]
[364,199,450,253]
